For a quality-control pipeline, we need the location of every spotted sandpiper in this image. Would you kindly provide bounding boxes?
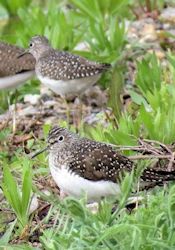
[32,126,175,201]
[0,42,35,90]
[20,35,110,97]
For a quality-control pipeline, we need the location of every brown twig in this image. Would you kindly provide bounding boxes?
[108,139,175,170]
[143,139,172,154]
[138,139,161,155]
[128,155,174,160]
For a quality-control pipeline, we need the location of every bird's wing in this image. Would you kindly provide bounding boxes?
[69,140,133,182]
[0,42,35,77]
[39,50,110,80]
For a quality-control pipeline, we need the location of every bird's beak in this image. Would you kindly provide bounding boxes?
[31,146,49,159]
[17,49,30,58]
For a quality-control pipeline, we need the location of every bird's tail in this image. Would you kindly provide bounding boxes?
[101,63,111,70]
[141,168,175,184]
[99,63,111,71]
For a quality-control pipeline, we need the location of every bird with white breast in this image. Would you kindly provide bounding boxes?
[32,126,175,202]
[19,35,111,97]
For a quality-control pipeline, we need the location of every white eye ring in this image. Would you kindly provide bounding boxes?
[29,42,33,47]
[58,135,64,141]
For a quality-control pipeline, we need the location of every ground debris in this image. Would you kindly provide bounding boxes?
[115,138,175,172]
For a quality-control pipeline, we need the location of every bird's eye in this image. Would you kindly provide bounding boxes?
[58,135,64,142]
[29,42,33,47]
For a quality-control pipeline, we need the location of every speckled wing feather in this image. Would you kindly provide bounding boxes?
[68,138,175,184]
[47,126,175,185]
[37,49,111,80]
[0,42,35,77]
[68,139,133,182]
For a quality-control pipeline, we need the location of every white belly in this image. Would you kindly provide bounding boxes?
[0,71,35,90]
[49,160,120,202]
[37,74,101,96]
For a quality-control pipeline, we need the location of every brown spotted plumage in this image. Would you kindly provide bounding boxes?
[45,126,175,201]
[38,51,110,80]
[0,42,35,89]
[23,35,110,96]
[0,42,35,77]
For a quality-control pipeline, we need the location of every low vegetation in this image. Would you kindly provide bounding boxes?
[1,0,175,249]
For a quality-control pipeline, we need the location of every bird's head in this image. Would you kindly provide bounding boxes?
[31,126,78,159]
[18,35,50,60]
[47,126,77,152]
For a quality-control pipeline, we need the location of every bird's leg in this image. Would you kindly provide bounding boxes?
[73,95,83,133]
[12,89,19,134]
[59,189,68,200]
[12,106,16,134]
[79,95,83,126]
[7,89,17,134]
[61,95,71,129]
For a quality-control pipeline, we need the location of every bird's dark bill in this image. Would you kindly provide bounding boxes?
[17,49,30,58]
[31,147,48,159]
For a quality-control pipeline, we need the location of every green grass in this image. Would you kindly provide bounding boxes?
[1,0,175,249]
[2,158,32,229]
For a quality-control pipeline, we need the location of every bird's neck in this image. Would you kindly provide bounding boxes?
[49,149,73,168]
[34,47,53,61]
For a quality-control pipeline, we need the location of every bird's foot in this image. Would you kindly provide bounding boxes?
[59,190,68,200]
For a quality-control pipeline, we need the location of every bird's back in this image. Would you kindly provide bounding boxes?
[63,138,133,183]
[37,49,111,81]
[0,42,35,77]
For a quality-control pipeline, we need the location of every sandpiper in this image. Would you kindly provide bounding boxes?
[32,126,175,202]
[0,42,35,90]
[20,35,110,97]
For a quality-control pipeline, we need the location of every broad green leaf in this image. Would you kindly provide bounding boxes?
[2,166,22,219]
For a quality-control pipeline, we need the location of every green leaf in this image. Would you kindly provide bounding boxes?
[108,67,123,119]
[70,0,103,24]
[2,166,22,221]
[21,165,32,221]
[0,219,17,245]
[129,90,150,109]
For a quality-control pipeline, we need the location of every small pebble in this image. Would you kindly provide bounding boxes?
[24,94,40,105]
